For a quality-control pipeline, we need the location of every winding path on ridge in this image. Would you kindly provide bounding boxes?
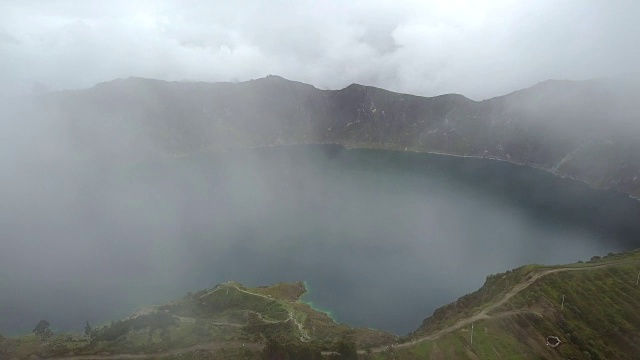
[366,258,640,353]
[47,259,640,359]
[223,285,311,342]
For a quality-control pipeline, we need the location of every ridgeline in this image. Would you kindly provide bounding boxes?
[2,250,640,359]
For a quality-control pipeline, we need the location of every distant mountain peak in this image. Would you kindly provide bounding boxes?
[263,74,287,81]
[37,72,640,198]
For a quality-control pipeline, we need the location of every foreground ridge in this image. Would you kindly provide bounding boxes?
[373,250,640,359]
[3,251,639,359]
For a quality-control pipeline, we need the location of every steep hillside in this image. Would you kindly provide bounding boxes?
[34,74,640,197]
[0,250,640,359]
[0,281,395,359]
[374,249,640,359]
[3,253,639,359]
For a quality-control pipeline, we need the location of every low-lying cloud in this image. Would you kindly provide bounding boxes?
[1,0,639,99]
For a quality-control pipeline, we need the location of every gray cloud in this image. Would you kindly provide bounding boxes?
[1,0,640,99]
[0,30,20,45]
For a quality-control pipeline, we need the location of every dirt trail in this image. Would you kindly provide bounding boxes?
[366,259,640,353]
[233,286,275,302]
[175,315,244,328]
[229,286,310,341]
[49,260,639,359]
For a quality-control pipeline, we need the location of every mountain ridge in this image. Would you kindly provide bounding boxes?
[32,73,640,198]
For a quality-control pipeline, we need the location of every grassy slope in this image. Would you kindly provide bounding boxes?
[497,255,640,359]
[375,249,640,359]
[3,252,639,359]
[0,281,395,359]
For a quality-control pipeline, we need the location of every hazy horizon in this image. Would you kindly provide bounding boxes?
[2,1,640,100]
[17,72,640,101]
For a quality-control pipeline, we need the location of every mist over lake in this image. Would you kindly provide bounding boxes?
[2,145,639,335]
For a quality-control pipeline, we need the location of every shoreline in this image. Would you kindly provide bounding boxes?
[173,142,640,201]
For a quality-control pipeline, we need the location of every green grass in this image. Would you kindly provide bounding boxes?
[505,265,640,359]
[389,249,640,359]
[7,252,639,359]
[412,264,541,336]
[249,281,306,301]
[3,280,375,358]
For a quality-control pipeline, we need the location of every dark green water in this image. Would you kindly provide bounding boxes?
[2,145,639,335]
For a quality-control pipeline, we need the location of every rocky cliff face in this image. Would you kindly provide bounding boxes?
[37,74,640,197]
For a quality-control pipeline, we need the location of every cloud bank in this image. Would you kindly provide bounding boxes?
[1,0,639,99]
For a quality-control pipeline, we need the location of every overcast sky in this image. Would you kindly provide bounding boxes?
[1,0,639,100]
